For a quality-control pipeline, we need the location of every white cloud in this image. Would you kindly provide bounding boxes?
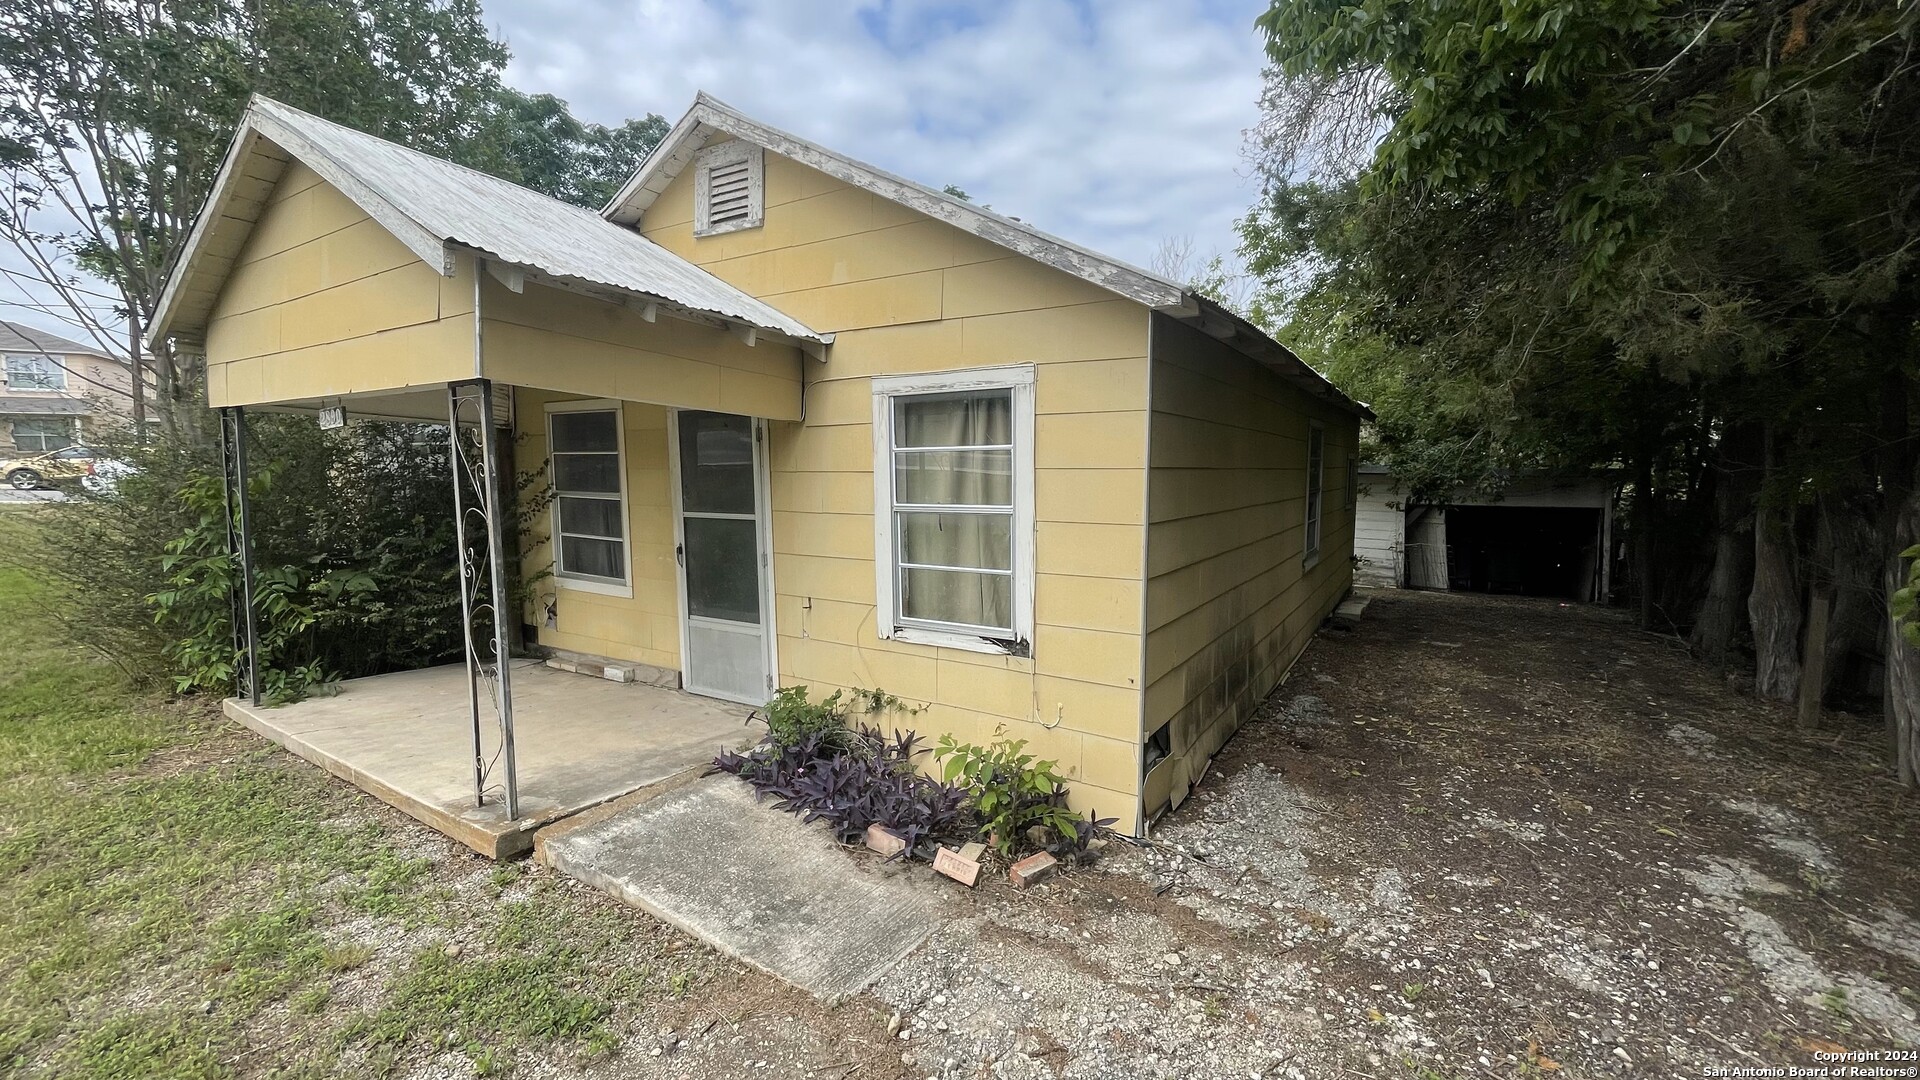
[494,0,1270,273]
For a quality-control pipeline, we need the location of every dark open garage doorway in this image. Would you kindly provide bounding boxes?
[1445,506,1604,600]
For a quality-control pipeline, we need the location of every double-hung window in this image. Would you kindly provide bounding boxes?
[548,402,629,593]
[873,365,1035,654]
[10,417,74,452]
[5,355,65,391]
[1304,423,1326,567]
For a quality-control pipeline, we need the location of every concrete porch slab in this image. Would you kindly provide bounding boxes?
[225,660,754,858]
[537,777,951,1003]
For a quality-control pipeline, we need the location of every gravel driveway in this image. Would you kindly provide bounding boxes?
[850,590,1920,1080]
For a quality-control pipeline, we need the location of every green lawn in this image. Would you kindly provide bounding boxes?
[0,551,710,1078]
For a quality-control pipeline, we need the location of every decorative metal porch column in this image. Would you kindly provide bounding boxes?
[448,378,520,818]
[217,406,260,706]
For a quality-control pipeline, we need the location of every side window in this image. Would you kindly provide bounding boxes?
[548,404,628,590]
[692,141,764,236]
[872,365,1035,654]
[1304,424,1326,565]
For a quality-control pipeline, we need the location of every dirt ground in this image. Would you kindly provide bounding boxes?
[858,589,1920,1080]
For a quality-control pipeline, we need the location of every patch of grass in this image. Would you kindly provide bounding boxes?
[340,883,675,1068]
[488,860,526,895]
[323,943,375,973]
[0,553,698,1076]
[294,984,333,1015]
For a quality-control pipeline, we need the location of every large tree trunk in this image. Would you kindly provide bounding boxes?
[1691,423,1761,669]
[1818,486,1882,700]
[1749,426,1802,703]
[1887,480,1920,787]
[1632,444,1657,629]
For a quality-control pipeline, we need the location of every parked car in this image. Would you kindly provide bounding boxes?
[4,445,100,490]
[81,456,139,495]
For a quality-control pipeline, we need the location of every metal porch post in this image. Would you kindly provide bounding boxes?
[449,379,519,819]
[218,406,260,706]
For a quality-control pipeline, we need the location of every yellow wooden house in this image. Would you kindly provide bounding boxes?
[154,94,1367,848]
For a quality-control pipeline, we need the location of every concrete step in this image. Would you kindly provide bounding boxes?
[536,776,950,1003]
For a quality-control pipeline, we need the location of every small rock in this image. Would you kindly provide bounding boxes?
[887,1012,902,1037]
[444,943,463,960]
[1613,1047,1633,1064]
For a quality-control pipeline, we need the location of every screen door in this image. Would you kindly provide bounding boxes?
[673,411,771,704]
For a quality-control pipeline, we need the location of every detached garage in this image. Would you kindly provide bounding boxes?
[1355,467,1616,603]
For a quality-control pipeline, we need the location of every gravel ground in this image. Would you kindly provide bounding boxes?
[857,590,1920,1080]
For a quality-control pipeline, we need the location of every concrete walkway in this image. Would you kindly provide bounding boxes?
[226,661,752,857]
[537,777,951,1003]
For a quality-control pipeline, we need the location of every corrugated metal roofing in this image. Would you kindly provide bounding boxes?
[248,99,824,343]
[155,98,825,346]
[0,321,108,359]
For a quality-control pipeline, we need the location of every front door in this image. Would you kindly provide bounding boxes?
[671,411,772,705]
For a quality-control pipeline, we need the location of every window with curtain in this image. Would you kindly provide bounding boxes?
[548,405,627,587]
[5,355,65,391]
[1305,424,1326,564]
[873,366,1034,651]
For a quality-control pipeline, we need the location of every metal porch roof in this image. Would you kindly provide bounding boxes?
[152,97,827,348]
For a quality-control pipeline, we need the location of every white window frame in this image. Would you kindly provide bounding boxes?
[546,399,632,598]
[5,354,66,391]
[871,364,1036,656]
[1304,422,1326,569]
[10,416,75,452]
[692,141,765,237]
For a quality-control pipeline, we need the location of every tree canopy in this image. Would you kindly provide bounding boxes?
[0,0,668,427]
[1248,0,1920,778]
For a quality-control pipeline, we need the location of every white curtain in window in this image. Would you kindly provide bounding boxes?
[893,391,1014,632]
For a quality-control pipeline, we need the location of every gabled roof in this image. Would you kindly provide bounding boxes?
[605,93,1371,420]
[0,321,110,360]
[606,93,1187,310]
[152,97,828,348]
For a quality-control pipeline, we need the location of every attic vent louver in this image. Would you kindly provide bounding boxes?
[693,141,763,237]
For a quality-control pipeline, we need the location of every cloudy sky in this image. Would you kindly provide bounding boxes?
[2,0,1274,345]
[492,0,1272,274]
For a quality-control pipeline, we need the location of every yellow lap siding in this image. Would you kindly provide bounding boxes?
[1140,313,1361,820]
[516,392,681,672]
[645,144,1154,834]
[204,165,478,404]
[479,278,804,420]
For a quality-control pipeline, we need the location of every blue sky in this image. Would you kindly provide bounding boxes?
[491,0,1273,275]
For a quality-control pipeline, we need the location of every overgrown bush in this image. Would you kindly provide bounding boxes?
[9,415,464,697]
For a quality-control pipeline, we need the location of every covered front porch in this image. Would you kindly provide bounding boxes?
[225,660,754,857]
[147,99,830,855]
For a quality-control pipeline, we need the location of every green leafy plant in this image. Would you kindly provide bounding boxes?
[931,734,1109,857]
[757,686,865,755]
[1891,544,1920,648]
[149,471,338,704]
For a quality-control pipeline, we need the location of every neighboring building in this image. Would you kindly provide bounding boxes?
[1355,465,1616,602]
[151,95,1369,835]
[0,321,140,453]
